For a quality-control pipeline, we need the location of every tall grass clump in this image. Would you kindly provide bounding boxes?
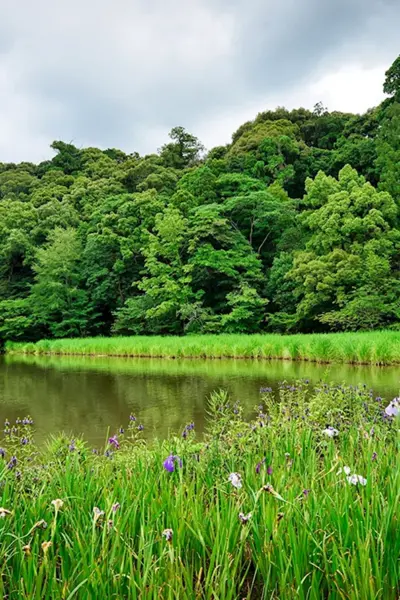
[6,330,400,365]
[0,382,399,598]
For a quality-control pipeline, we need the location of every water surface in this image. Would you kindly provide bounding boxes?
[1,355,400,446]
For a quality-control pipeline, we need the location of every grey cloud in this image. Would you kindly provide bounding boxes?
[0,0,398,161]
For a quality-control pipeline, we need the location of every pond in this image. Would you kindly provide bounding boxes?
[1,354,400,446]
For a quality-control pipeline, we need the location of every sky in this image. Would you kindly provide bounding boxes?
[0,0,399,163]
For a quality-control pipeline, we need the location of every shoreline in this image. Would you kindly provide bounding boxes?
[6,331,400,366]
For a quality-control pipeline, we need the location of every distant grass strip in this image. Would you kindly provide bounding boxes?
[0,383,399,598]
[6,330,400,365]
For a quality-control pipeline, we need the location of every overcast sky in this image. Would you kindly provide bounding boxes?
[0,0,399,163]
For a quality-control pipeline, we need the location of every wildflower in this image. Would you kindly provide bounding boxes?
[0,448,5,458]
[137,424,144,431]
[385,399,400,418]
[22,544,31,556]
[255,458,265,474]
[51,499,64,511]
[0,508,12,518]
[7,456,17,470]
[92,448,99,455]
[108,435,120,450]
[119,427,125,434]
[20,437,29,445]
[347,474,367,486]
[112,502,120,513]
[93,507,105,523]
[107,519,114,530]
[4,420,9,427]
[162,528,173,542]
[69,440,76,452]
[337,466,351,476]
[41,541,52,553]
[16,418,21,425]
[163,455,182,473]
[322,426,339,438]
[372,452,378,462]
[29,520,48,534]
[262,483,274,494]
[238,512,252,524]
[129,414,136,422]
[261,483,285,501]
[267,465,273,475]
[302,489,311,497]
[228,472,242,489]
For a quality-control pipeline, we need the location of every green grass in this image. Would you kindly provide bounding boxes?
[6,331,400,365]
[0,383,398,598]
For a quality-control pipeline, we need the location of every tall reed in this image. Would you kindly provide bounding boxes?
[6,331,400,365]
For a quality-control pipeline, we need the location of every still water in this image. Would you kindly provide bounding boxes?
[1,354,400,446]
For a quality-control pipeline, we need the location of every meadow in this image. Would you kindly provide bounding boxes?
[0,382,398,599]
[6,330,400,365]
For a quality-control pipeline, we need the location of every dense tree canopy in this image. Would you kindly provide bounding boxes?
[1,55,400,342]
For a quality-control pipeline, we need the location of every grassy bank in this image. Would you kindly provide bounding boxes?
[0,383,399,598]
[6,331,400,365]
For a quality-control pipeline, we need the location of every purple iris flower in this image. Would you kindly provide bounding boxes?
[255,458,265,474]
[137,424,144,432]
[119,427,125,434]
[163,455,182,473]
[20,437,29,445]
[0,448,5,458]
[129,414,136,422]
[108,436,120,450]
[267,466,273,475]
[7,456,17,470]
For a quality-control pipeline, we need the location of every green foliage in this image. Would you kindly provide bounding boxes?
[0,384,398,597]
[2,56,400,340]
[9,330,400,365]
[30,228,91,338]
[290,165,400,329]
[383,54,400,99]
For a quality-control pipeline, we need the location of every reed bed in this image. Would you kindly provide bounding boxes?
[0,382,398,599]
[6,331,400,365]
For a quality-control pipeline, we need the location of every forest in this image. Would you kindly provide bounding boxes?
[1,55,400,342]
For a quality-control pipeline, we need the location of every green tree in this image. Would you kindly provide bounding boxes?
[160,127,205,169]
[289,166,400,330]
[30,228,91,337]
[383,54,400,100]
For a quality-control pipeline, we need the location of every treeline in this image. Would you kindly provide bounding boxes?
[1,56,400,341]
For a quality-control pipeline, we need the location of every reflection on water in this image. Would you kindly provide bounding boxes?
[1,354,400,446]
